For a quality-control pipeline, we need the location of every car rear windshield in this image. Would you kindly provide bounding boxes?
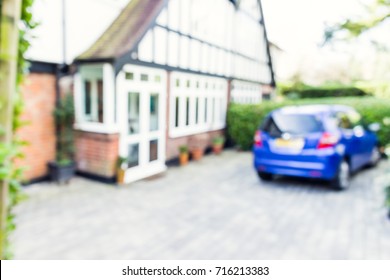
[263,113,323,137]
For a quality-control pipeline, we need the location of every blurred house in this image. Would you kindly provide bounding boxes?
[20,0,275,183]
[269,41,285,82]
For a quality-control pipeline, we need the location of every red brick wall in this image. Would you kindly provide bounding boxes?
[75,131,119,178]
[15,73,56,181]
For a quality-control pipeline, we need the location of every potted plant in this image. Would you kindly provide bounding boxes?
[48,94,75,184]
[189,135,208,161]
[179,145,189,166]
[212,136,225,155]
[117,156,128,184]
[191,146,203,161]
[385,185,390,219]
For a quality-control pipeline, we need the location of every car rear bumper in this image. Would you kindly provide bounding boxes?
[253,148,342,179]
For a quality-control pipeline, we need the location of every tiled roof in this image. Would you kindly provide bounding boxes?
[76,0,166,61]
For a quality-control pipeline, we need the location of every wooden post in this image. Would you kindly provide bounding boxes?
[0,0,22,259]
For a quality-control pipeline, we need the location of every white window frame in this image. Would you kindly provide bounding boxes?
[74,63,118,133]
[169,72,227,138]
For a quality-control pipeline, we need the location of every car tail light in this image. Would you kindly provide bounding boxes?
[254,130,263,147]
[317,132,339,149]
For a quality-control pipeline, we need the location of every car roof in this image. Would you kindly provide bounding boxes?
[272,104,355,115]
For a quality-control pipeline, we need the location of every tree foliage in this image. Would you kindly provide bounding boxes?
[324,0,390,42]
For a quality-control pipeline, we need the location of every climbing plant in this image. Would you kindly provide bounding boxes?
[0,0,36,259]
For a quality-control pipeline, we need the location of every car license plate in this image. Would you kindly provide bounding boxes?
[275,138,304,149]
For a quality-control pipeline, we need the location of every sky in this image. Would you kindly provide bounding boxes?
[262,0,368,52]
[28,0,129,63]
[29,0,370,62]
[260,0,390,82]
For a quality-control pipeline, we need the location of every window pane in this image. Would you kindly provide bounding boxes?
[141,74,149,81]
[204,97,208,123]
[125,72,134,80]
[195,97,199,124]
[220,98,224,122]
[270,114,323,135]
[128,92,140,135]
[175,97,179,127]
[84,81,91,116]
[97,79,104,123]
[211,98,215,123]
[150,93,159,131]
[185,97,190,126]
[128,143,139,168]
[149,140,158,162]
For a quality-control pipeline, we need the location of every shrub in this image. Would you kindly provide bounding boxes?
[53,94,74,166]
[227,97,390,150]
[279,84,371,99]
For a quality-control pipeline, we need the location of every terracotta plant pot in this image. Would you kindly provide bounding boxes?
[179,153,189,166]
[117,169,126,184]
[213,144,223,155]
[191,148,204,161]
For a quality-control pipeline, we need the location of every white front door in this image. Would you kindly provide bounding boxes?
[117,65,167,183]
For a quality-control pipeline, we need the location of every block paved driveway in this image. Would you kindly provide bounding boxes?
[11,150,390,259]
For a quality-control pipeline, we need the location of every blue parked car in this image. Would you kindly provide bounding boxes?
[253,105,381,190]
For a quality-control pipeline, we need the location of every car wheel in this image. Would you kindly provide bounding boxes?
[257,171,273,181]
[331,159,350,190]
[369,145,381,167]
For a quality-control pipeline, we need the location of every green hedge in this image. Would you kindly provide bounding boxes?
[227,97,390,150]
[279,85,370,99]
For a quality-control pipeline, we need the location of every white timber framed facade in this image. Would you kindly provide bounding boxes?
[72,0,275,183]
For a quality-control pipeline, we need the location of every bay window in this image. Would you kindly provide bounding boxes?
[75,63,116,133]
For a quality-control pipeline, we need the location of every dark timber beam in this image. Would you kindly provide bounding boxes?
[258,0,276,87]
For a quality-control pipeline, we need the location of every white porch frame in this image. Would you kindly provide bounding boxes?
[116,65,167,183]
